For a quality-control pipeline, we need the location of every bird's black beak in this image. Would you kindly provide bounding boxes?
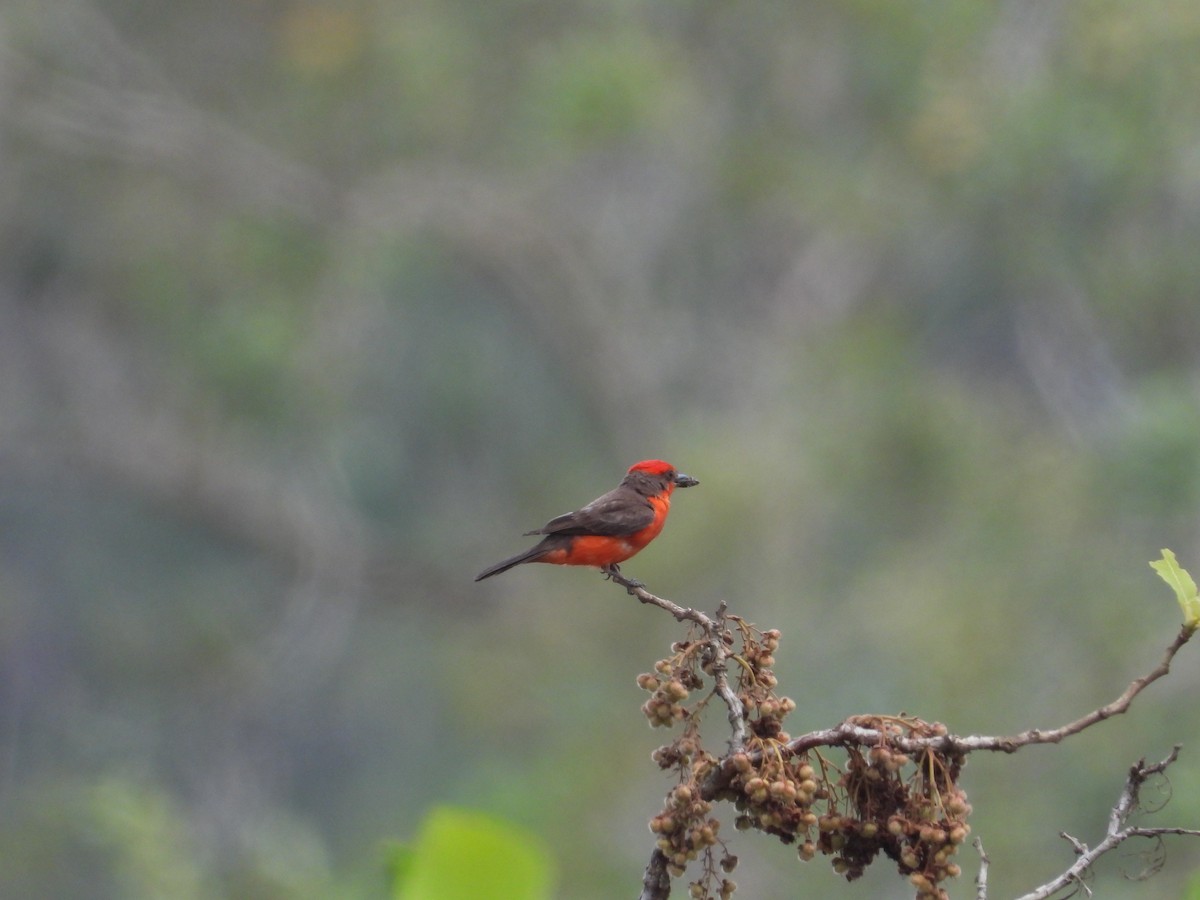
[674,472,699,488]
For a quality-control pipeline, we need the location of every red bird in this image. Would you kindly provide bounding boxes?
[475,459,699,582]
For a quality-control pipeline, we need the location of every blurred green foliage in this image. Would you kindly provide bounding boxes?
[389,807,553,900]
[2,0,1200,897]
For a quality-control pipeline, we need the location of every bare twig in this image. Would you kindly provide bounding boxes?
[974,837,989,900]
[975,625,1194,752]
[608,572,747,753]
[607,569,714,627]
[1015,747,1200,900]
[773,623,1194,763]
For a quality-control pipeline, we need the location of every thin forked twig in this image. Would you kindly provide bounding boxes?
[1013,747,1200,900]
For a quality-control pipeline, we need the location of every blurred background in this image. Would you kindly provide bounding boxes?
[2,0,1200,897]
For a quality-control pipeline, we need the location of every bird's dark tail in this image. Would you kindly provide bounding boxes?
[474,546,547,581]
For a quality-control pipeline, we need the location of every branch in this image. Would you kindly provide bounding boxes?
[617,571,1198,900]
[619,574,1193,774]
[974,838,989,900]
[688,623,1196,818]
[608,570,747,752]
[971,624,1195,752]
[1013,747,1200,900]
[770,622,1195,764]
[639,848,671,900]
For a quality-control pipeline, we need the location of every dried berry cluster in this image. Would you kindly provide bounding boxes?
[638,621,973,900]
[638,631,740,899]
[834,719,972,898]
[648,782,736,900]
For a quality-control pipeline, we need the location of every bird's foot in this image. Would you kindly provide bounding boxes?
[602,564,643,589]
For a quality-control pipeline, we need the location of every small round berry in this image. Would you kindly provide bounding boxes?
[769,780,796,802]
[818,815,841,832]
[945,796,971,817]
[662,680,689,701]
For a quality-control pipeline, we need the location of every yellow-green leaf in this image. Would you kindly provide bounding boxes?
[1150,549,1200,630]
[393,807,553,900]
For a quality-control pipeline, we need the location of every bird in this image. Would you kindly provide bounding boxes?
[474,459,699,582]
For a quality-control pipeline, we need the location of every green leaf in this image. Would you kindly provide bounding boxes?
[393,807,553,900]
[1149,549,1200,630]
[383,841,416,895]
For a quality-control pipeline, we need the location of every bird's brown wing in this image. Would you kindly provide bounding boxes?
[525,485,654,537]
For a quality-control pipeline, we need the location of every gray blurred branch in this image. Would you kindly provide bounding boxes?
[19,71,338,221]
[4,6,661,448]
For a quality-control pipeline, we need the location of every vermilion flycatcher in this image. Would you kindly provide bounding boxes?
[474,459,698,581]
